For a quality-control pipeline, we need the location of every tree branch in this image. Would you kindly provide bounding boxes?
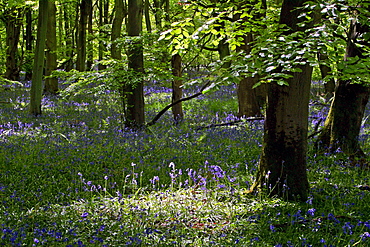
[146,82,210,127]
[196,117,264,130]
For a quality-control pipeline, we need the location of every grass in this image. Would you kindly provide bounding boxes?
[0,79,370,246]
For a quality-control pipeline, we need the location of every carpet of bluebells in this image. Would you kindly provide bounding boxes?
[1,78,370,246]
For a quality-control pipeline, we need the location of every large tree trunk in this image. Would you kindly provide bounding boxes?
[171,54,184,123]
[250,0,312,201]
[317,14,370,158]
[30,0,49,116]
[125,0,145,129]
[44,1,58,94]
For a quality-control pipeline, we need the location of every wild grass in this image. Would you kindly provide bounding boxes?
[0,80,370,246]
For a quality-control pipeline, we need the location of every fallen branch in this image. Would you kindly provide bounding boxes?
[0,101,11,104]
[146,82,210,127]
[196,117,264,130]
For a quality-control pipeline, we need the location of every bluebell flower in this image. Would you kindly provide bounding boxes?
[81,212,89,218]
[307,208,316,217]
[343,222,353,235]
[361,232,370,240]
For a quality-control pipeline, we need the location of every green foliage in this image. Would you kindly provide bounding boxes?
[1,84,370,245]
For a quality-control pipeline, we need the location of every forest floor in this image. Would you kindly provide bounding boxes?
[0,78,370,246]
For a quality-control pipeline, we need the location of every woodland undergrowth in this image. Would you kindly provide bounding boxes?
[0,79,370,246]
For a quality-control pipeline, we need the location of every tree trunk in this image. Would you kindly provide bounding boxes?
[171,54,183,123]
[111,0,125,60]
[25,7,33,81]
[4,7,23,81]
[250,0,312,201]
[76,0,91,72]
[125,0,145,129]
[86,1,94,69]
[236,33,263,118]
[235,1,265,118]
[30,0,49,116]
[45,1,58,94]
[317,14,370,158]
[317,52,335,100]
[63,4,75,71]
[153,0,162,29]
[144,0,152,32]
[218,38,231,68]
[98,0,108,70]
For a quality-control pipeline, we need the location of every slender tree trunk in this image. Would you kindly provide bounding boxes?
[250,0,312,201]
[30,0,49,116]
[25,7,33,81]
[218,38,230,68]
[235,1,265,118]
[171,54,183,123]
[98,0,108,70]
[86,1,94,69]
[125,0,145,129]
[236,33,263,118]
[64,4,75,71]
[144,0,151,32]
[76,0,91,72]
[317,14,370,158]
[317,52,335,100]
[153,0,162,29]
[111,0,125,60]
[45,1,58,94]
[4,7,23,81]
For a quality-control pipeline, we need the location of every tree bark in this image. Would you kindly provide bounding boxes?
[25,7,33,81]
[218,38,231,68]
[235,1,265,118]
[4,7,23,81]
[111,0,125,60]
[125,0,145,129]
[86,1,94,69]
[317,13,370,158]
[30,0,49,116]
[171,54,184,123]
[144,0,152,32]
[63,4,75,71]
[250,0,312,201]
[317,52,335,100]
[76,0,91,72]
[45,1,58,94]
[98,0,108,70]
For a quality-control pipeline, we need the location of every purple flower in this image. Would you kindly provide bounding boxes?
[270,224,276,232]
[307,208,316,217]
[81,212,89,218]
[343,222,353,235]
[361,232,370,240]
